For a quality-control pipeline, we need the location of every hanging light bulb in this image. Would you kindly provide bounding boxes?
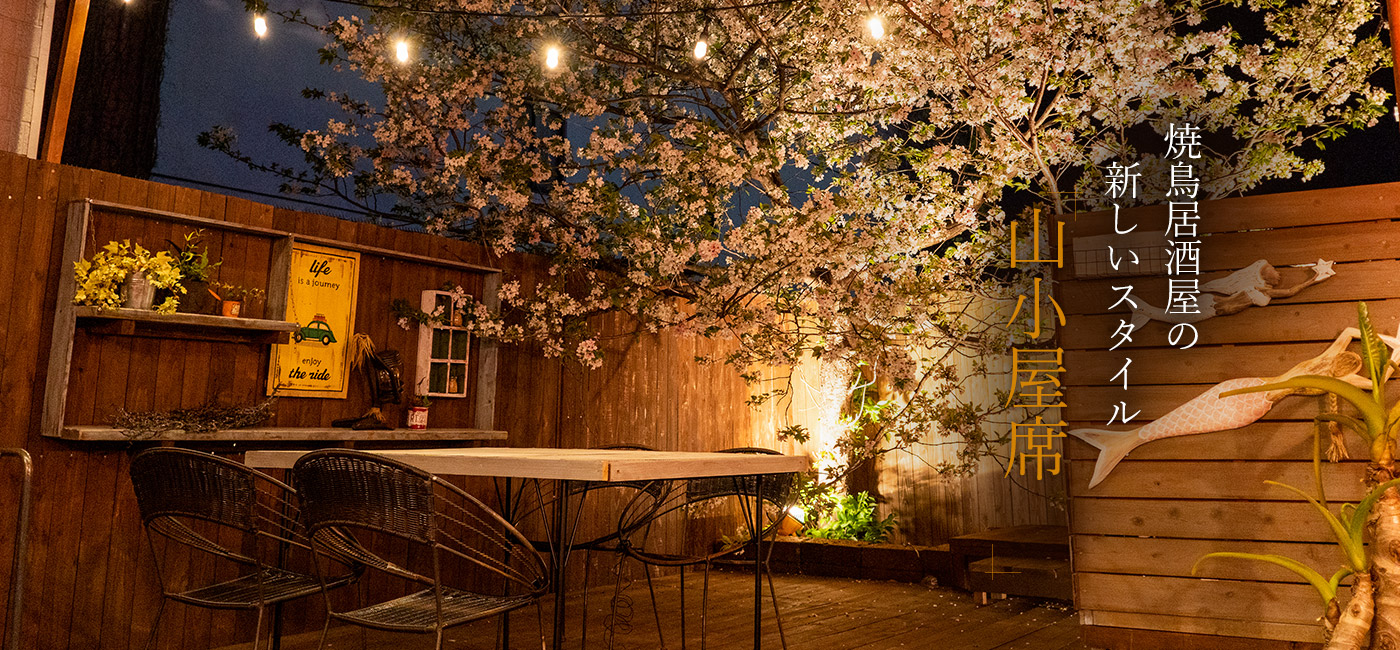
[694,14,713,61]
[253,15,268,37]
[545,45,561,69]
[866,13,885,40]
[395,39,410,63]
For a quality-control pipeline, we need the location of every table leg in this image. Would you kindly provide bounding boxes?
[501,477,511,650]
[552,479,571,650]
[753,474,763,650]
[271,469,294,650]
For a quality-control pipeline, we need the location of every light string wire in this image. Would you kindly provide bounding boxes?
[259,0,797,20]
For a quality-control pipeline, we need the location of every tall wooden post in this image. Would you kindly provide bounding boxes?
[41,0,89,163]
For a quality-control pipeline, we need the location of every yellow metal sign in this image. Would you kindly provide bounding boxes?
[267,243,360,398]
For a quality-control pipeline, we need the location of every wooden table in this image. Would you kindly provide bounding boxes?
[244,447,810,650]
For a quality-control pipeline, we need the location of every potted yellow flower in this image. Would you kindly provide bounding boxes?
[72,240,184,313]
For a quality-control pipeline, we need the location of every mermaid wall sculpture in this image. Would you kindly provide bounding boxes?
[1125,259,1336,330]
[1071,324,1400,488]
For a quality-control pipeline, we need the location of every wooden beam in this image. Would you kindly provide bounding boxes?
[42,0,90,163]
[85,199,504,273]
[39,200,89,439]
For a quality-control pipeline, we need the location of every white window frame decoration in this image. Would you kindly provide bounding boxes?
[415,289,471,398]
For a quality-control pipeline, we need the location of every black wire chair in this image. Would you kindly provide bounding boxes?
[129,447,359,650]
[292,449,550,650]
[616,447,797,650]
[503,444,674,650]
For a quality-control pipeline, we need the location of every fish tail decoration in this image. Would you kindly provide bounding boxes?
[1068,428,1143,489]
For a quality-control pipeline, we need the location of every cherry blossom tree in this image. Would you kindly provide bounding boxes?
[206,0,1389,487]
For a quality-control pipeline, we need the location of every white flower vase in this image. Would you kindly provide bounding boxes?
[123,272,156,310]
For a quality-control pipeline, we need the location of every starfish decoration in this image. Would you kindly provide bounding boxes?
[1310,259,1336,281]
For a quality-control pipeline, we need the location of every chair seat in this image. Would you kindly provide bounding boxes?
[170,567,325,609]
[334,587,537,632]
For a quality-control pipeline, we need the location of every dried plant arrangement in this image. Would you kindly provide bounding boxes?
[111,397,277,439]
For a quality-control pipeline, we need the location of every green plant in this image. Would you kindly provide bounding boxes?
[72,240,183,313]
[1210,302,1400,648]
[209,281,265,304]
[412,394,432,408]
[804,491,897,543]
[1194,477,1398,607]
[1194,475,1400,648]
[166,229,221,283]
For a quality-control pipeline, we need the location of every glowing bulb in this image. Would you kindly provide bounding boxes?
[866,14,885,39]
[545,46,560,69]
[395,40,410,63]
[253,15,268,37]
[693,38,708,60]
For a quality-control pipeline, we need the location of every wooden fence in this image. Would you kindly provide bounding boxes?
[0,151,1066,648]
[1059,181,1400,647]
[877,298,1068,545]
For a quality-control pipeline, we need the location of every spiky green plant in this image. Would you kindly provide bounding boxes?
[1193,478,1400,607]
[1212,301,1400,648]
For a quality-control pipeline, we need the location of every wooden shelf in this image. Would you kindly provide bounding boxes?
[73,307,299,343]
[43,199,504,441]
[60,426,509,442]
[74,307,299,331]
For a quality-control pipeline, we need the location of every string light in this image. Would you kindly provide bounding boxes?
[312,0,793,19]
[253,15,268,37]
[545,45,561,69]
[866,13,885,39]
[694,13,713,60]
[395,39,410,62]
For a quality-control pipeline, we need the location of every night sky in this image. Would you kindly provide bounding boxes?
[152,0,1400,218]
[154,0,374,217]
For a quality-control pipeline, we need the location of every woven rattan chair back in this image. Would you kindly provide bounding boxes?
[291,450,549,647]
[131,447,259,538]
[293,449,436,544]
[129,448,354,650]
[684,448,795,510]
[293,449,548,593]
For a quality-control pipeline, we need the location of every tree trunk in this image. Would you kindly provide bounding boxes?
[1329,572,1374,650]
[1372,487,1400,649]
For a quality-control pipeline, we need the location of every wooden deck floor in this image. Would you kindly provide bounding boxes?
[221,572,1087,650]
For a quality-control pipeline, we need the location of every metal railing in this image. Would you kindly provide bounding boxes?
[1,449,32,650]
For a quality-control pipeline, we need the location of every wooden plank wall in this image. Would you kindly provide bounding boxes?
[0,152,815,649]
[1058,181,1400,645]
[0,152,522,650]
[876,298,1069,545]
[0,150,1062,649]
